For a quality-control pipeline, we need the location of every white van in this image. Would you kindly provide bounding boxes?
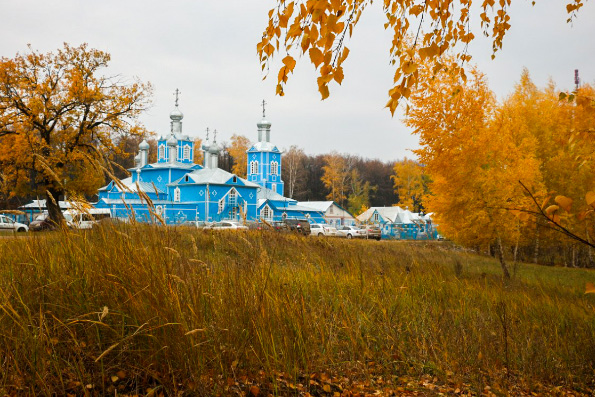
[0,214,29,232]
[64,208,112,229]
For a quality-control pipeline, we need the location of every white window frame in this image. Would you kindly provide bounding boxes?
[218,198,225,214]
[158,144,165,160]
[373,213,379,222]
[261,205,272,220]
[250,161,258,175]
[183,144,191,160]
[174,187,181,202]
[270,161,278,175]
[229,188,237,207]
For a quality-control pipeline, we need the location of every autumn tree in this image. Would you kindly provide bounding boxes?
[406,62,542,278]
[193,137,203,165]
[258,0,586,110]
[347,168,373,215]
[321,152,353,206]
[228,134,251,178]
[0,43,151,224]
[282,145,307,198]
[392,158,427,212]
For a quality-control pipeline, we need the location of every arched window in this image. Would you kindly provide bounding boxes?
[218,198,225,214]
[250,161,258,175]
[174,187,181,202]
[261,205,272,220]
[281,212,287,220]
[229,188,237,207]
[158,144,165,160]
[270,161,278,175]
[183,145,191,160]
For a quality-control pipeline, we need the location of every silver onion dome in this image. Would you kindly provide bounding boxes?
[139,140,150,150]
[170,106,183,122]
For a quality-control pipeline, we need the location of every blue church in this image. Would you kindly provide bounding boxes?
[94,94,326,225]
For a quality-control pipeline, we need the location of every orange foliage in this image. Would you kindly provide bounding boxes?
[258,0,586,112]
[0,43,151,222]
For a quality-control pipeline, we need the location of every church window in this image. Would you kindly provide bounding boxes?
[373,213,379,222]
[261,205,272,220]
[185,175,189,182]
[282,212,287,220]
[183,145,191,160]
[155,205,163,215]
[250,161,258,175]
[229,189,237,207]
[218,198,225,214]
[233,176,237,183]
[270,161,278,175]
[158,144,165,160]
[271,183,277,192]
[174,187,181,202]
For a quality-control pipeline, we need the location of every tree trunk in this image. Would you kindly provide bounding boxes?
[45,188,66,226]
[533,224,540,265]
[497,235,511,280]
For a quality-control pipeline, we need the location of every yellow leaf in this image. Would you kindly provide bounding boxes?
[309,47,324,68]
[111,375,119,383]
[319,83,330,100]
[586,191,595,208]
[333,66,344,85]
[402,60,417,74]
[586,282,595,294]
[545,205,559,216]
[323,384,332,393]
[282,55,296,72]
[554,195,573,212]
[116,370,127,379]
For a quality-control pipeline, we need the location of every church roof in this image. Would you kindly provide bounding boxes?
[142,162,199,169]
[172,167,260,187]
[248,142,280,152]
[357,206,428,224]
[98,198,171,205]
[256,186,294,202]
[98,177,165,194]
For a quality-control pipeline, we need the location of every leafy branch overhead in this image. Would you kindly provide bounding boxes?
[258,0,586,113]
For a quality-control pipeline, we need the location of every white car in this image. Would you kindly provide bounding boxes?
[0,214,29,232]
[337,225,367,239]
[207,221,248,230]
[310,223,337,237]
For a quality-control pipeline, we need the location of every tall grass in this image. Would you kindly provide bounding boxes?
[0,224,593,395]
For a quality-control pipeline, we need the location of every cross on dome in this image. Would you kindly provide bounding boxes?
[205,127,210,141]
[174,88,181,107]
[261,99,266,118]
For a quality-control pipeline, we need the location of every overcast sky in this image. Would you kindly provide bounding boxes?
[1,1,593,161]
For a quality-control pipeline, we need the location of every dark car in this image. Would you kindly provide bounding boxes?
[283,219,311,235]
[29,214,57,232]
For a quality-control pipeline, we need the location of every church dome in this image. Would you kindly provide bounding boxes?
[139,140,150,150]
[208,140,221,154]
[257,118,271,129]
[170,106,184,122]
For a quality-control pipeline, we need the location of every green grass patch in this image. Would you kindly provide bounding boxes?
[0,224,593,395]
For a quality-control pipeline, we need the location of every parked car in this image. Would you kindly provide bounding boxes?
[181,220,212,228]
[337,225,367,239]
[282,219,311,235]
[29,213,57,231]
[64,208,112,229]
[310,223,337,237]
[207,221,248,230]
[0,214,29,232]
[361,225,382,240]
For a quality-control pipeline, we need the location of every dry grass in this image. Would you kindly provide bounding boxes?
[0,223,593,395]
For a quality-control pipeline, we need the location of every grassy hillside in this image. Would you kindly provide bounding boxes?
[0,224,594,395]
